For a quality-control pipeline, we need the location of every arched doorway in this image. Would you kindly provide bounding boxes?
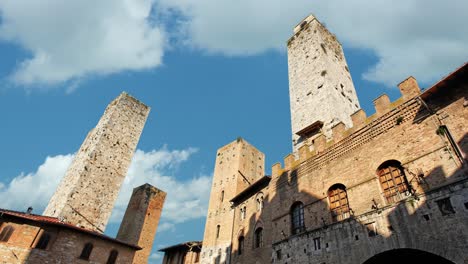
[363,249,455,264]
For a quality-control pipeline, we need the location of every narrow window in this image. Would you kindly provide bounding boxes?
[240,206,246,220]
[328,184,350,222]
[238,236,244,255]
[216,225,220,239]
[0,225,14,242]
[195,252,200,262]
[79,242,94,260]
[106,250,118,264]
[313,237,321,250]
[377,160,409,203]
[35,232,51,250]
[291,202,305,235]
[220,190,224,202]
[254,227,263,248]
[276,249,282,260]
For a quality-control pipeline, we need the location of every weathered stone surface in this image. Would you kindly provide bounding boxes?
[44,92,150,232]
[288,15,360,151]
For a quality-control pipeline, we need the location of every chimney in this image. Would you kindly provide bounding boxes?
[117,184,166,264]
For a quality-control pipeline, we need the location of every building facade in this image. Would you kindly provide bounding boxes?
[0,93,166,264]
[181,14,468,264]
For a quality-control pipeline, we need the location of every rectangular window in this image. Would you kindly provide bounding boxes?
[216,225,220,238]
[366,222,378,237]
[436,197,455,215]
[313,237,321,250]
[276,249,282,260]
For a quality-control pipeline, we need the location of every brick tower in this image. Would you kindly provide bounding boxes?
[117,184,166,264]
[288,15,360,151]
[200,138,265,264]
[44,92,150,232]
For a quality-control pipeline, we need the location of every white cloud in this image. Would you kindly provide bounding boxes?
[2,0,464,87]
[0,147,211,234]
[0,154,74,212]
[0,0,165,86]
[160,0,468,85]
[110,148,212,231]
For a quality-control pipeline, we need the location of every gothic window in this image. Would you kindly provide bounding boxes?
[35,232,51,250]
[106,250,119,264]
[377,160,409,203]
[328,184,350,222]
[240,206,246,220]
[0,225,14,242]
[254,227,263,248]
[216,225,220,239]
[291,202,305,235]
[238,236,244,255]
[79,242,94,260]
[256,193,264,212]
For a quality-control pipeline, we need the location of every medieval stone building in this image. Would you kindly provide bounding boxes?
[0,93,166,264]
[162,14,468,264]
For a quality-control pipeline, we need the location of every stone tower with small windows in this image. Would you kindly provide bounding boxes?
[44,92,150,233]
[287,15,360,151]
[199,138,265,264]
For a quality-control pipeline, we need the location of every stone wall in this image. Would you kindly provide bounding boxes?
[268,73,468,263]
[44,92,150,232]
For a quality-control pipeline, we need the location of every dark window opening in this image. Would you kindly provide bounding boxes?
[313,237,321,250]
[79,242,94,260]
[216,225,220,239]
[276,249,282,260]
[436,197,455,215]
[254,228,263,248]
[220,190,224,202]
[291,202,305,235]
[35,232,51,250]
[106,250,118,264]
[0,225,14,242]
[238,236,244,255]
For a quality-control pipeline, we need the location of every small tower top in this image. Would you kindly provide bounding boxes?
[293,14,316,34]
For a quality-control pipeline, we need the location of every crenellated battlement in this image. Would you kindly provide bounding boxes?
[272,77,422,178]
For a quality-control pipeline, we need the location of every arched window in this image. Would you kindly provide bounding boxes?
[377,160,409,203]
[254,227,263,248]
[328,184,350,222]
[238,236,244,255]
[106,250,118,264]
[0,225,14,242]
[291,202,305,235]
[35,232,51,249]
[79,242,94,260]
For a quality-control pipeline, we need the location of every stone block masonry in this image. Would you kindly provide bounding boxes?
[44,92,150,233]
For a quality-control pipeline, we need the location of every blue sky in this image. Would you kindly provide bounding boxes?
[0,0,467,263]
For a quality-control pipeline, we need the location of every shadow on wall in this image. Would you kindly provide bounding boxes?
[226,132,467,264]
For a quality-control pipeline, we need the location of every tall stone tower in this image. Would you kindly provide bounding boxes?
[117,184,166,264]
[288,15,360,151]
[44,92,150,232]
[200,138,265,264]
